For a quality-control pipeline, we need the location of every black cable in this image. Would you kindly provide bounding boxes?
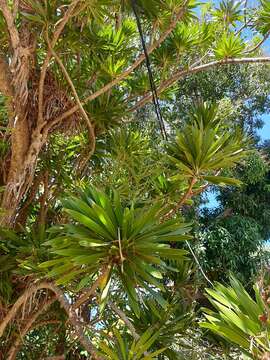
[131,0,168,141]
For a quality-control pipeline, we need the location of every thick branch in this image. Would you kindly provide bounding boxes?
[0,0,20,51]
[130,57,270,111]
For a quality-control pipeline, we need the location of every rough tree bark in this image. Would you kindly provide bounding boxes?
[0,0,79,227]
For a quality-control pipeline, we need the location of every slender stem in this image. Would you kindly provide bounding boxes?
[7,296,56,360]
[46,33,96,154]
[37,0,80,126]
[72,266,109,310]
[109,302,139,341]
[244,31,270,54]
[185,240,213,287]
[162,177,197,221]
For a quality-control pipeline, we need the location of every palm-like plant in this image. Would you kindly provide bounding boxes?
[212,0,243,27]
[166,102,246,186]
[97,327,166,359]
[256,0,270,35]
[127,296,194,359]
[201,276,270,359]
[41,186,191,316]
[214,32,245,59]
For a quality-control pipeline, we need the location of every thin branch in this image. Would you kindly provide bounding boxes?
[162,177,197,221]
[185,240,213,287]
[130,57,270,111]
[7,296,56,360]
[109,302,139,341]
[46,35,96,157]
[72,266,109,310]
[37,0,80,126]
[42,1,189,129]
[244,31,270,54]
[45,57,270,132]
[234,18,252,36]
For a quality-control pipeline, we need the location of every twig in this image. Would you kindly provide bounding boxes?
[37,0,80,126]
[72,266,109,310]
[234,18,252,36]
[109,302,139,341]
[162,177,197,221]
[185,240,213,287]
[46,35,95,141]
[244,31,270,54]
[7,296,56,360]
[46,33,96,165]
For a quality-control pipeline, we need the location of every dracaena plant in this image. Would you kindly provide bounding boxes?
[167,102,247,188]
[201,275,270,359]
[97,327,166,360]
[40,186,191,316]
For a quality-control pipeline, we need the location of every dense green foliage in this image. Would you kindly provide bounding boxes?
[0,0,270,359]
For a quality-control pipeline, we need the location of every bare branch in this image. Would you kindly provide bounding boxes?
[7,296,56,360]
[72,266,109,310]
[130,57,270,111]
[244,31,270,54]
[109,302,139,341]
[37,0,80,126]
[0,282,103,360]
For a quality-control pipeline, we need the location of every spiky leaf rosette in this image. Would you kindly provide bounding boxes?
[97,327,166,360]
[41,186,191,316]
[167,102,247,187]
[201,276,270,359]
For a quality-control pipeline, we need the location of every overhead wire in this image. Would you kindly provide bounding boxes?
[131,0,213,287]
[131,0,168,140]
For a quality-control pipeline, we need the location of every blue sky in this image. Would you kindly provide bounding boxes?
[204,116,270,210]
[259,114,270,141]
